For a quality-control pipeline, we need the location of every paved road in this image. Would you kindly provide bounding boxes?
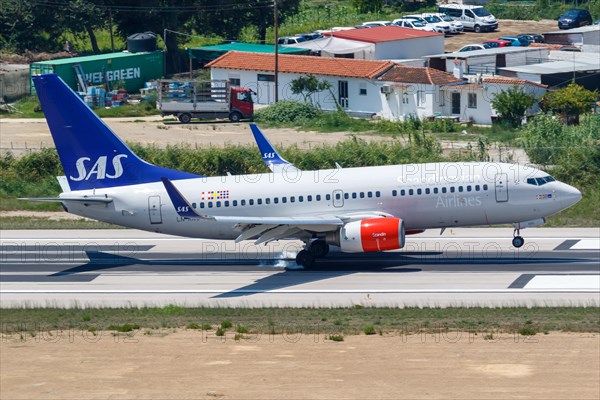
[1,228,598,307]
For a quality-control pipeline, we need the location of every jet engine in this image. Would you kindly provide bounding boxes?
[338,217,405,253]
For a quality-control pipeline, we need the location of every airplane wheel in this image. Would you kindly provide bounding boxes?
[512,236,525,248]
[309,240,329,258]
[296,250,315,268]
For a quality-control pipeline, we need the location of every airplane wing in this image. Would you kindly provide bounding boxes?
[249,124,299,173]
[161,178,390,244]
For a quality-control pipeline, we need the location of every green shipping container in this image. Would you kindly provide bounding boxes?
[30,51,164,94]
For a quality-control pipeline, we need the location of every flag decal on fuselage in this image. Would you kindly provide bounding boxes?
[201,190,230,200]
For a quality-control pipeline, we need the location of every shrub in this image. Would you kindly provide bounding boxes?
[518,326,537,336]
[107,323,140,332]
[236,325,248,334]
[254,100,320,124]
[186,323,201,329]
[363,325,376,335]
[328,334,344,342]
[215,327,225,336]
[220,320,232,329]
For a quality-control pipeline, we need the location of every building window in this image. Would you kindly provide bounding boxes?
[257,74,275,82]
[359,83,367,96]
[229,78,241,87]
[468,93,477,109]
[402,92,409,104]
[439,90,445,106]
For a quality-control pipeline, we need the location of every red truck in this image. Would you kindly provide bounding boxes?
[156,79,254,123]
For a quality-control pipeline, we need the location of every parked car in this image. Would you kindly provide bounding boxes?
[558,9,593,29]
[595,20,600,25]
[299,32,322,41]
[518,33,544,43]
[403,14,450,33]
[422,13,464,33]
[483,39,512,48]
[393,19,437,32]
[277,36,307,45]
[438,4,498,32]
[499,35,529,46]
[458,43,492,52]
[361,21,393,27]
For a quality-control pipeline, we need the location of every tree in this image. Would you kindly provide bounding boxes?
[490,86,536,127]
[540,83,598,124]
[290,74,331,104]
[350,0,384,13]
[61,0,108,54]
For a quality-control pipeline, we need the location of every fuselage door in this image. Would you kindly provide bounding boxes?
[332,189,344,208]
[495,173,509,202]
[148,195,162,224]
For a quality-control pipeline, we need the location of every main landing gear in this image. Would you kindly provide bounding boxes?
[295,239,330,268]
[512,227,525,248]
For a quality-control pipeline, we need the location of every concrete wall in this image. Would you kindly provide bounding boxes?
[0,65,30,102]
[374,36,444,60]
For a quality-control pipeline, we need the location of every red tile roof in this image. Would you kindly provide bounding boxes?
[206,51,394,79]
[528,43,565,50]
[324,26,442,43]
[378,65,465,85]
[484,76,548,89]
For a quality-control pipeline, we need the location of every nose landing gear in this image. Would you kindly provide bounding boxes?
[512,228,525,248]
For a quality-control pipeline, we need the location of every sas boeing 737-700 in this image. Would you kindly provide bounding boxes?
[23,74,582,267]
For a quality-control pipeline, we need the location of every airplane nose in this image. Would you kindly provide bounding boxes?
[560,184,582,208]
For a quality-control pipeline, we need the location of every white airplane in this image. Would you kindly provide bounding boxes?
[24,74,582,267]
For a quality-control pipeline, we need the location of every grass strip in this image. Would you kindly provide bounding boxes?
[1,307,598,335]
[0,216,123,230]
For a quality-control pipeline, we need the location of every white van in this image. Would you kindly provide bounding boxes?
[438,5,498,32]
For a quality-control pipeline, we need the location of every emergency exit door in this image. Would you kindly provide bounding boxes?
[495,173,509,202]
[148,195,162,224]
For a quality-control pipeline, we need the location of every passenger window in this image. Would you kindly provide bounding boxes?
[433,188,438,194]
[232,200,237,207]
[392,190,397,196]
[335,193,341,200]
[299,196,304,202]
[344,193,349,200]
[307,195,312,202]
[290,196,295,203]
[225,201,229,207]
[475,185,480,191]
[483,184,488,191]
[458,186,463,192]
[257,199,262,205]
[401,189,406,196]
[274,197,279,204]
[200,203,205,208]
[450,187,455,193]
[376,191,381,197]
[241,200,246,206]
[352,192,357,199]
[367,192,373,198]
[316,195,321,201]
[282,197,287,203]
[217,201,222,207]
[208,202,213,208]
[467,186,472,192]
[417,189,422,195]
[192,202,196,209]
[442,187,447,193]
[425,188,430,194]
[409,189,414,195]
[249,199,254,205]
[326,194,331,201]
[360,192,365,198]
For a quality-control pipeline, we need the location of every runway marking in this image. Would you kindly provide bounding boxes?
[524,275,600,290]
[571,239,600,250]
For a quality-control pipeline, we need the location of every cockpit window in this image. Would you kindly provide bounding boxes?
[527,176,555,186]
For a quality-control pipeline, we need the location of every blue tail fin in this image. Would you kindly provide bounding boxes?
[33,74,200,191]
[249,123,295,172]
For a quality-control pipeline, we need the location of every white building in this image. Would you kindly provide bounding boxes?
[440,77,547,125]
[376,65,466,121]
[321,26,444,60]
[543,25,600,52]
[206,51,394,113]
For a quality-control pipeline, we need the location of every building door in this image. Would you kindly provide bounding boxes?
[332,190,344,208]
[495,173,509,202]
[257,74,275,104]
[148,195,162,224]
[451,92,461,115]
[338,80,349,109]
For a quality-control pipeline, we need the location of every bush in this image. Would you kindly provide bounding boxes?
[255,100,320,124]
[518,326,537,336]
[107,323,140,332]
[220,320,233,329]
[328,334,344,342]
[363,325,376,335]
[215,327,225,336]
[236,325,248,334]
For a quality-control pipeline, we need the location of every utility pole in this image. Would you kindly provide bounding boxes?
[108,7,115,53]
[274,0,279,103]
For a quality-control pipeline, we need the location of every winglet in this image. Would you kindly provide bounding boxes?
[161,177,208,219]
[249,124,295,172]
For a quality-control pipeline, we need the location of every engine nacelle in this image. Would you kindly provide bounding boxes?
[340,217,405,253]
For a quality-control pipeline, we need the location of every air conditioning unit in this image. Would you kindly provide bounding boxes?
[380,85,393,94]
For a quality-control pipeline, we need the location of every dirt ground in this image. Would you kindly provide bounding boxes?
[1,331,598,399]
[444,19,558,52]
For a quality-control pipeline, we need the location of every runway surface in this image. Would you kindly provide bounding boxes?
[1,228,599,307]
